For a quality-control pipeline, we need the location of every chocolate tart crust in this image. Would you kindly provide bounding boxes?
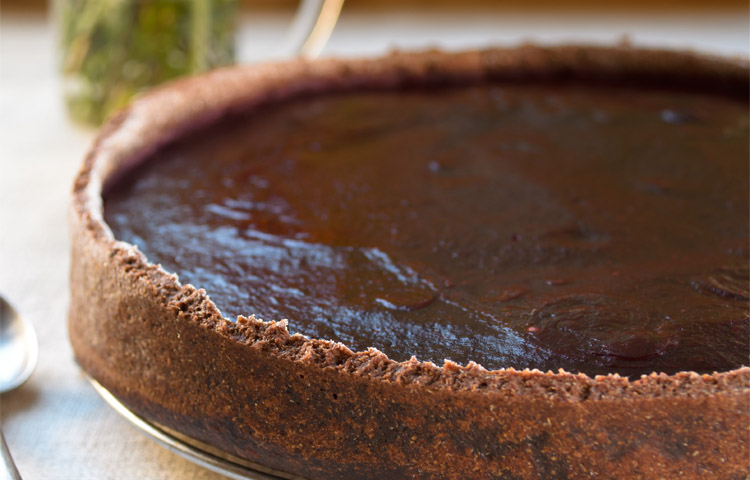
[69,45,750,480]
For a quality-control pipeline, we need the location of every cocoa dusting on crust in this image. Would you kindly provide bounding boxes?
[69,45,750,480]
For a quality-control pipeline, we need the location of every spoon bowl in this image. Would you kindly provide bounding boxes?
[0,295,38,394]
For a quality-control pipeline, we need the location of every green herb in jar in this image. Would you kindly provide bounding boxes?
[59,0,236,125]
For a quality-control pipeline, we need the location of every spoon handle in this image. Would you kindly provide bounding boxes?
[1,430,22,480]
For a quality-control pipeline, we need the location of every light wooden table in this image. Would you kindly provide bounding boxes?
[0,5,747,479]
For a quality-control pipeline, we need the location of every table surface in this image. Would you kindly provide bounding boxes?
[1,5,748,479]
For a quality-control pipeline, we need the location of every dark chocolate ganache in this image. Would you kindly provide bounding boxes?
[104,83,749,378]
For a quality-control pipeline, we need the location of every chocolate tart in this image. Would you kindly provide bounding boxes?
[69,45,750,480]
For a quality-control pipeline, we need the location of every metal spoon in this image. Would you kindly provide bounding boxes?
[1,295,38,480]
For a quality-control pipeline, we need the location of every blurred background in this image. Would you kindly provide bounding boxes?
[3,1,748,126]
[1,1,748,479]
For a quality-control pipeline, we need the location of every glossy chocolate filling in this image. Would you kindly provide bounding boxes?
[104,83,749,378]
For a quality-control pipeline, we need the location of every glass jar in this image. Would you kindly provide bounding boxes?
[58,0,237,125]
